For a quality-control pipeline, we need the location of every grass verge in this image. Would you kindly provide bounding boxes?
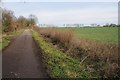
[31,29,91,78]
[1,37,10,49]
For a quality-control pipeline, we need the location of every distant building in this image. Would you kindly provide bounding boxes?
[91,24,97,27]
[39,24,47,27]
[63,24,84,27]
[39,24,58,27]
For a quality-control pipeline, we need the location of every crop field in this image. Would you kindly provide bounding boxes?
[60,27,119,43]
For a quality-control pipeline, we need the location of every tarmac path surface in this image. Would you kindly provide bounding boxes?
[2,29,48,78]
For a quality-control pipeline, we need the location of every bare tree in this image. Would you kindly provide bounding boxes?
[28,14,38,27]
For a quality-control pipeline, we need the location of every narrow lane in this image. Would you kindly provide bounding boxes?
[2,29,48,78]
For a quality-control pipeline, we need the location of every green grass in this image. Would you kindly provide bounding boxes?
[31,29,92,78]
[73,27,118,43]
[2,37,10,49]
[59,27,119,43]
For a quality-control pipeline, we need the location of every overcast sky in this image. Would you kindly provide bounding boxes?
[2,0,120,2]
[2,1,118,26]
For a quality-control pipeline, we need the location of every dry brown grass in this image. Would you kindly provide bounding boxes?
[34,26,119,78]
[37,27,74,50]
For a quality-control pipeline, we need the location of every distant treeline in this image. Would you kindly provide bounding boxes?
[2,8,37,33]
[103,24,120,27]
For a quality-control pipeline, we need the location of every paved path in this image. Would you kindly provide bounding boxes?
[2,29,48,78]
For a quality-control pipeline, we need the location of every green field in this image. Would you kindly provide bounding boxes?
[61,27,119,43]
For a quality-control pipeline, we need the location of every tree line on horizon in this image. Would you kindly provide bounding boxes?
[103,23,120,27]
[2,8,38,33]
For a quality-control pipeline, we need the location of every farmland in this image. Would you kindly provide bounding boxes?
[59,27,119,43]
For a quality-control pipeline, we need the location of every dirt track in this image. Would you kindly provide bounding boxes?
[2,29,48,78]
